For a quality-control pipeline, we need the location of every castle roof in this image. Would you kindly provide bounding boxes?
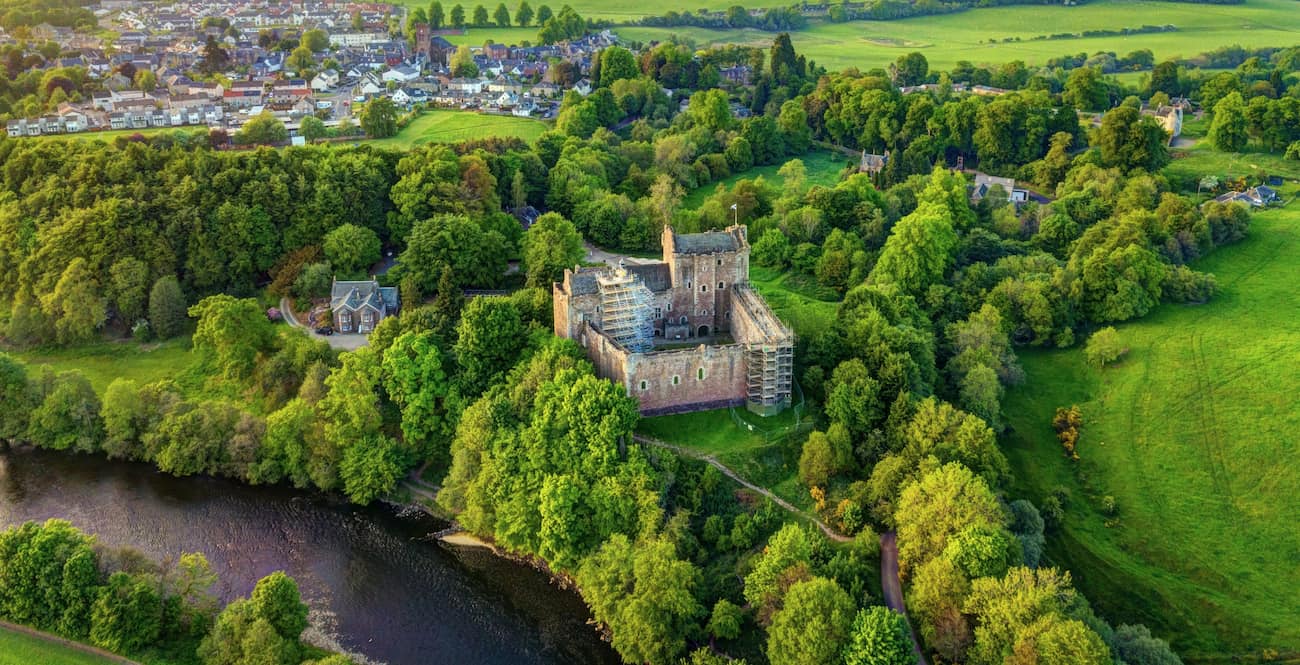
[672,229,741,254]
[566,263,671,296]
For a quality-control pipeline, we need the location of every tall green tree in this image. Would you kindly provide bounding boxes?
[27,370,102,453]
[360,97,399,139]
[767,577,856,665]
[1209,91,1248,153]
[493,2,511,26]
[41,257,106,345]
[869,198,957,299]
[523,212,584,288]
[323,223,382,275]
[515,0,533,26]
[843,606,918,665]
[188,295,277,382]
[453,296,527,395]
[430,1,445,27]
[599,46,638,86]
[148,276,187,340]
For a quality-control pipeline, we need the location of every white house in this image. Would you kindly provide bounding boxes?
[447,78,483,94]
[311,69,340,92]
[382,65,420,83]
[391,88,413,105]
[358,72,384,96]
[513,100,536,117]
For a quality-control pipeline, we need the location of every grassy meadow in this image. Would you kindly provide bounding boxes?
[683,149,854,210]
[619,0,1300,72]
[0,626,122,665]
[371,110,548,149]
[1003,206,1300,660]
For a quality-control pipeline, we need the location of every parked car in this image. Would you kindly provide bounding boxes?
[314,326,333,336]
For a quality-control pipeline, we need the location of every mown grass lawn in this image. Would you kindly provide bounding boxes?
[369,110,548,150]
[621,0,1300,72]
[683,150,854,210]
[0,626,123,665]
[1003,206,1300,660]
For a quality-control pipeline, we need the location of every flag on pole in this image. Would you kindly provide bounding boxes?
[730,203,738,210]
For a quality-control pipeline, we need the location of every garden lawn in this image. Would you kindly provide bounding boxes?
[1002,207,1300,660]
[683,149,853,210]
[0,625,124,665]
[620,0,1300,73]
[369,110,548,149]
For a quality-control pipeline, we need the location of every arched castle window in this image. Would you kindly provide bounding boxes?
[701,285,708,292]
[697,367,706,381]
[680,316,688,325]
[671,375,681,386]
[718,281,725,289]
[716,259,722,266]
[639,380,648,391]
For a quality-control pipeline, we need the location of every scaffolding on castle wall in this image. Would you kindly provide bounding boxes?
[596,267,655,353]
[745,342,794,414]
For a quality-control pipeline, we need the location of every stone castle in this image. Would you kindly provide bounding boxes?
[553,225,795,416]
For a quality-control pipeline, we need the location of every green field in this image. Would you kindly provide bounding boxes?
[748,265,840,340]
[393,0,765,22]
[1003,206,1300,660]
[8,338,198,395]
[683,150,854,210]
[619,0,1300,73]
[370,110,548,149]
[0,625,122,665]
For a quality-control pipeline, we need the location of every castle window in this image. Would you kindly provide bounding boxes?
[639,380,648,391]
[716,259,722,266]
[718,281,725,289]
[725,311,731,320]
[697,367,706,381]
[701,285,708,293]
[654,307,662,319]
[671,375,681,386]
[680,316,688,325]
[667,302,672,311]
[687,280,692,288]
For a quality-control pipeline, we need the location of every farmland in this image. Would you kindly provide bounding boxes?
[1002,206,1300,659]
[618,0,1300,73]
[369,109,549,149]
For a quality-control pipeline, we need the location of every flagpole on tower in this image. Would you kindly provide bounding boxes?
[730,202,738,226]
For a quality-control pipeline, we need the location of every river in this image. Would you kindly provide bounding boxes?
[0,447,619,665]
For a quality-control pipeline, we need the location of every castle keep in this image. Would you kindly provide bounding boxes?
[553,226,795,416]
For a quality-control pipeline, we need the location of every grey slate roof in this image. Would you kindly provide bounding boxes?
[673,230,740,255]
[567,263,672,295]
[331,279,397,314]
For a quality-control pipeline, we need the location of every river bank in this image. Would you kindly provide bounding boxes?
[0,446,619,665]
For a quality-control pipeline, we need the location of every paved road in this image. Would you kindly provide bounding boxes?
[279,297,369,351]
[880,531,929,665]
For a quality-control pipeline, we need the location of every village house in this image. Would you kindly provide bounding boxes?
[330,279,400,335]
